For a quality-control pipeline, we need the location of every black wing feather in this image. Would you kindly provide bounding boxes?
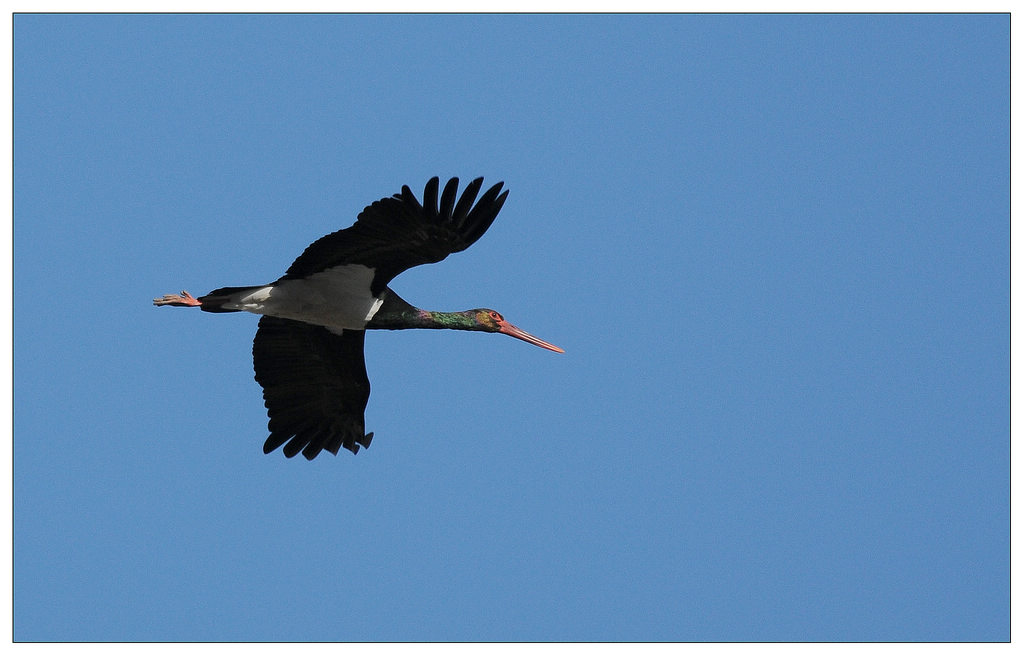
[462,182,509,246]
[281,177,508,294]
[253,316,373,459]
[451,177,484,223]
[422,177,440,220]
[438,177,459,219]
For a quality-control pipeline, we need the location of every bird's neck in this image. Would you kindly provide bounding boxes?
[365,308,481,332]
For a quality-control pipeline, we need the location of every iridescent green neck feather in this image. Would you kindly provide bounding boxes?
[366,308,495,333]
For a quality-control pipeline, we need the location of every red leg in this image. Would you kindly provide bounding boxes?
[153,290,202,307]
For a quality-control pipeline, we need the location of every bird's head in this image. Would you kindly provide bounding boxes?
[468,309,564,353]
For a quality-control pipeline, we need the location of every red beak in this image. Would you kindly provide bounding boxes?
[497,320,565,353]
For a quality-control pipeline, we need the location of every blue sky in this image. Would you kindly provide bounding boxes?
[14,14,1007,642]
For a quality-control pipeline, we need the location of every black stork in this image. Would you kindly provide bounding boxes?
[154,177,563,460]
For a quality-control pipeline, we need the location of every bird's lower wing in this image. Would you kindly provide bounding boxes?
[253,316,373,459]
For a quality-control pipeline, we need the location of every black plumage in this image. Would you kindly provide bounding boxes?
[253,316,373,458]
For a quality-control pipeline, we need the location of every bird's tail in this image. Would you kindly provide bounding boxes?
[198,286,268,313]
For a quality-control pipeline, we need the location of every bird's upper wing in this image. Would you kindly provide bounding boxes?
[280,177,509,294]
[253,316,373,459]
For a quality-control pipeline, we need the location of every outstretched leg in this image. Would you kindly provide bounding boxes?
[153,290,202,307]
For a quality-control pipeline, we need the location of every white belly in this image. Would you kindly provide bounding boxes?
[223,264,384,331]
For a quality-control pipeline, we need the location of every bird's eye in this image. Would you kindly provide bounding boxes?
[489,311,502,321]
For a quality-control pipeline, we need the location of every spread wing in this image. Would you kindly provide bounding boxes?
[280,177,509,294]
[253,316,373,459]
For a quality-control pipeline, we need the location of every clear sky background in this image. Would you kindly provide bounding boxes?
[14,14,1007,642]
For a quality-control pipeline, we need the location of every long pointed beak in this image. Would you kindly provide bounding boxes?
[498,320,565,353]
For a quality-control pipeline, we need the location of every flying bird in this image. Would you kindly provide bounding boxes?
[154,177,563,460]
